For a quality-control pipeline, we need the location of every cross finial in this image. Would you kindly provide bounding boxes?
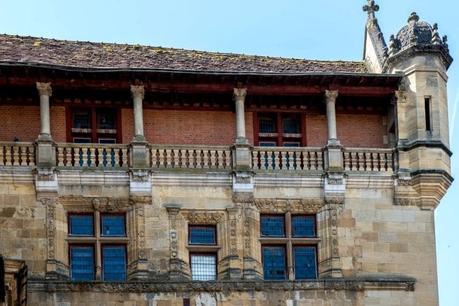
[363,0,379,19]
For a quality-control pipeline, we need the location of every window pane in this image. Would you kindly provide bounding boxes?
[259,115,276,133]
[73,110,91,129]
[260,215,285,237]
[69,214,94,236]
[294,246,317,279]
[70,245,94,281]
[262,246,286,280]
[190,254,216,281]
[102,245,126,281]
[189,226,216,245]
[97,109,116,130]
[292,215,316,238]
[259,141,277,147]
[283,142,300,147]
[101,214,126,236]
[283,116,300,133]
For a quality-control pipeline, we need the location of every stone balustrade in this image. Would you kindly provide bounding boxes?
[252,147,325,172]
[149,145,233,170]
[0,142,36,166]
[56,143,130,168]
[343,148,396,172]
[0,142,397,174]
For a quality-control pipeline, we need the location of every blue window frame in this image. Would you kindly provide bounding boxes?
[291,215,316,238]
[69,214,94,236]
[293,246,317,279]
[70,245,95,281]
[260,215,285,237]
[189,226,216,245]
[262,246,287,280]
[102,245,127,281]
[101,214,126,236]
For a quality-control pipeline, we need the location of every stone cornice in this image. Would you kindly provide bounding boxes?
[398,140,452,157]
[28,277,415,293]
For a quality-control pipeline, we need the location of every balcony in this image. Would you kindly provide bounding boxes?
[0,142,397,174]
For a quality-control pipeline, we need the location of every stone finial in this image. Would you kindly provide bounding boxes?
[408,12,420,23]
[325,90,339,102]
[388,35,398,56]
[363,0,379,19]
[431,23,442,45]
[130,85,145,100]
[233,88,247,101]
[442,35,449,51]
[36,82,52,97]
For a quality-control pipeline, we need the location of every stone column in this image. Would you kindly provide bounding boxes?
[324,90,343,172]
[37,82,52,141]
[35,83,58,193]
[131,85,146,142]
[234,88,247,144]
[325,90,339,144]
[129,85,151,198]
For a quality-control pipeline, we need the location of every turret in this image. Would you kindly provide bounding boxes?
[384,12,453,209]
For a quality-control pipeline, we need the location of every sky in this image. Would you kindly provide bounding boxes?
[0,0,457,305]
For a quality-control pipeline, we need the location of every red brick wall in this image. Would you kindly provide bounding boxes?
[305,113,385,147]
[121,108,134,143]
[142,110,252,145]
[305,114,328,147]
[0,105,40,142]
[51,106,66,142]
[336,113,385,147]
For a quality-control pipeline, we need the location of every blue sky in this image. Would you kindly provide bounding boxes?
[0,0,457,304]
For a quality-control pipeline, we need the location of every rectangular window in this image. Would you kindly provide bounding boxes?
[425,97,432,132]
[293,246,317,280]
[70,245,95,281]
[69,214,94,236]
[97,109,116,130]
[190,254,217,281]
[291,215,316,238]
[69,107,120,143]
[260,215,285,237]
[262,246,287,280]
[101,214,126,237]
[256,112,304,146]
[189,225,217,245]
[102,245,127,281]
[73,110,91,129]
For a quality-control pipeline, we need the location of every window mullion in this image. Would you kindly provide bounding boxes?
[95,211,102,280]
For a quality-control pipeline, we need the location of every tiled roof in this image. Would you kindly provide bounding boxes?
[0,34,368,74]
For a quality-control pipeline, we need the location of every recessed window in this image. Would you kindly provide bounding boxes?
[261,215,285,237]
[69,107,120,143]
[69,214,94,236]
[189,225,216,245]
[262,246,287,280]
[102,245,127,281]
[190,254,217,281]
[293,246,317,280]
[256,113,303,146]
[291,215,316,238]
[101,214,126,237]
[260,213,318,280]
[68,212,127,282]
[69,245,95,281]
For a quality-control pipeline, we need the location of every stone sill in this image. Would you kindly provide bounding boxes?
[28,276,415,293]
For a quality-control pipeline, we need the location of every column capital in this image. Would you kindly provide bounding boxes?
[130,85,145,100]
[233,88,247,100]
[36,82,52,97]
[325,89,338,102]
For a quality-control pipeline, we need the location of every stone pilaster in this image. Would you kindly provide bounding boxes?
[219,206,244,280]
[165,204,190,280]
[127,198,150,280]
[242,203,262,280]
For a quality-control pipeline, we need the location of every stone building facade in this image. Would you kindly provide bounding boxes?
[0,1,453,305]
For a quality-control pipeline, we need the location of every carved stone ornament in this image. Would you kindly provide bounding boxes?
[232,192,254,204]
[183,210,225,224]
[325,196,345,205]
[394,197,419,206]
[129,195,152,206]
[35,168,56,181]
[130,169,150,182]
[57,196,131,212]
[254,198,323,214]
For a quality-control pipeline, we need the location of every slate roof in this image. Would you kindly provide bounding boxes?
[0,34,368,74]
